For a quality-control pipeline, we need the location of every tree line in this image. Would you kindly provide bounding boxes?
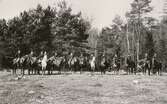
[0,0,167,68]
[0,1,91,57]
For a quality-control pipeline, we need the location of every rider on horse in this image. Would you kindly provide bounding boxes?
[113,54,120,74]
[27,50,35,75]
[143,53,151,75]
[41,51,47,75]
[38,51,44,60]
[100,54,107,74]
[151,53,162,75]
[13,49,21,75]
[79,53,84,74]
[90,54,96,75]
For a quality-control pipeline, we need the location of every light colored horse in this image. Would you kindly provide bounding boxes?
[90,56,96,75]
[41,54,47,75]
[53,57,62,67]
[12,56,27,75]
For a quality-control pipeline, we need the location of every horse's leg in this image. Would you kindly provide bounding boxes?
[13,65,15,75]
[42,67,44,75]
[28,65,30,75]
[20,65,23,75]
[58,66,61,74]
[30,66,33,75]
[14,65,17,75]
[31,66,34,75]
[159,67,162,76]
[69,65,71,72]
[47,65,50,75]
[101,66,103,75]
[41,65,43,75]
[127,67,130,75]
[104,66,106,74]
[113,67,115,75]
[80,64,82,74]
[116,67,118,75]
[91,67,93,76]
[36,65,39,75]
[101,66,104,75]
[158,65,162,76]
[74,64,77,73]
[44,67,46,75]
[143,67,146,75]
[13,65,16,75]
[148,68,151,76]
[73,65,75,73]
[129,67,131,75]
[132,66,134,74]
[91,66,95,76]
[51,65,53,75]
[71,65,74,73]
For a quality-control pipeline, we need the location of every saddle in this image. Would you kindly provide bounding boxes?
[53,57,62,66]
[79,58,84,65]
[13,58,20,65]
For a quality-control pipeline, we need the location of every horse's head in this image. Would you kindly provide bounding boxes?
[13,58,18,64]
[19,57,25,64]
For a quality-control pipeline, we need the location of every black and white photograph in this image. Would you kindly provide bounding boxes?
[0,0,167,104]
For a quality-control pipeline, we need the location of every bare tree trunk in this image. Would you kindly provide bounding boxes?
[125,22,130,65]
[136,40,139,63]
[95,39,98,58]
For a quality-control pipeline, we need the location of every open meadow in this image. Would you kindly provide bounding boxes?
[0,71,167,104]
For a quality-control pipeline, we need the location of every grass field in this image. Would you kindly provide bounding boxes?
[0,71,167,104]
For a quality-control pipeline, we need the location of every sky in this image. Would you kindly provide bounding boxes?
[0,0,164,29]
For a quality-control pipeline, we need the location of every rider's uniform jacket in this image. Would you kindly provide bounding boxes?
[144,56,150,68]
[151,56,157,69]
[113,56,119,65]
[79,56,84,65]
[101,56,106,66]
[15,53,21,58]
[14,52,21,63]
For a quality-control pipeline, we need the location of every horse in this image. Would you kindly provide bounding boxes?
[100,57,108,75]
[60,56,68,74]
[11,55,27,75]
[89,56,96,75]
[12,57,22,75]
[67,56,76,72]
[69,56,79,73]
[112,57,120,75]
[126,58,136,75]
[151,59,162,75]
[41,54,47,75]
[24,55,38,75]
[78,56,85,74]
[19,55,28,75]
[47,56,54,75]
[52,56,64,74]
[143,60,151,75]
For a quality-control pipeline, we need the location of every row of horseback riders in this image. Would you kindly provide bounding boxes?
[12,50,100,75]
[11,49,162,76]
[127,53,162,75]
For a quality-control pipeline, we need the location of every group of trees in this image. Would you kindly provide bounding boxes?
[93,0,167,66]
[0,1,91,57]
[0,0,167,67]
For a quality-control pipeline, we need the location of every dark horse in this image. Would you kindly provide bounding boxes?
[100,57,108,75]
[68,56,79,73]
[126,58,136,75]
[112,56,120,75]
[151,59,162,75]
